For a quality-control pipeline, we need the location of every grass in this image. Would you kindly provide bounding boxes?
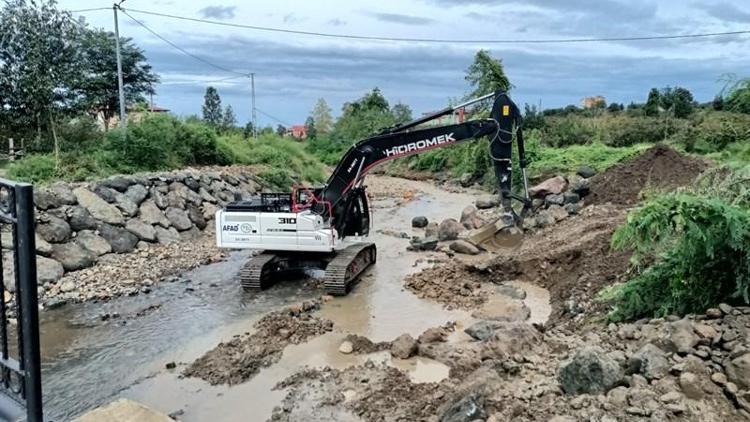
[529,142,652,179]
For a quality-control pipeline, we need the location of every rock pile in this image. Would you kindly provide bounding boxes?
[523,167,595,230]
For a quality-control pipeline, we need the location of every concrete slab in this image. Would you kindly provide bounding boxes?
[73,399,173,422]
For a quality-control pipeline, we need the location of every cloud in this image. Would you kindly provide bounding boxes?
[283,13,306,24]
[198,5,236,20]
[368,12,434,25]
[698,2,750,23]
[328,18,347,26]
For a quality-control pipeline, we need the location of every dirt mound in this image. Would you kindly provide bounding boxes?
[589,144,708,206]
[183,300,332,385]
[404,265,490,310]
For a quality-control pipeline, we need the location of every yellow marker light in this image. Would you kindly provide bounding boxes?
[502,105,510,116]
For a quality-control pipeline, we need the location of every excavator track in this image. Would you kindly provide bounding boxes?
[239,252,283,290]
[323,243,377,296]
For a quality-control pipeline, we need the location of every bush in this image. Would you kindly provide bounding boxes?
[606,176,750,321]
[529,142,649,179]
[541,116,596,147]
[7,154,57,183]
[673,112,750,154]
[599,116,669,147]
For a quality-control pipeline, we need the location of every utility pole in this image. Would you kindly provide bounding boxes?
[250,73,257,139]
[113,2,127,128]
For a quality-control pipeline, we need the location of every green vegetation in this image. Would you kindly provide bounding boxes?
[604,166,750,321]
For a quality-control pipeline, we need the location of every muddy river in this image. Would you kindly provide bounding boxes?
[39,177,549,421]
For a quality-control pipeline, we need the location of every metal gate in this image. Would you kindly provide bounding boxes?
[0,180,42,421]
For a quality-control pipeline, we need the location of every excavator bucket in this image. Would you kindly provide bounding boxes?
[466,215,524,252]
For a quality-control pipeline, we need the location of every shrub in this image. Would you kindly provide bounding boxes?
[541,116,596,147]
[606,184,750,321]
[673,112,750,154]
[7,154,57,183]
[599,116,669,147]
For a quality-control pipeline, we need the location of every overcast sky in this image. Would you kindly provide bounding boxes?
[61,0,750,127]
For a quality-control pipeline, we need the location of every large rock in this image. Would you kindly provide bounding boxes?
[101,175,135,192]
[165,191,185,209]
[98,224,138,253]
[529,176,568,199]
[465,320,499,341]
[37,215,71,243]
[725,353,750,389]
[544,193,565,207]
[150,188,168,209]
[425,222,439,238]
[628,343,669,380]
[558,346,623,394]
[73,187,124,226]
[35,234,53,256]
[154,226,180,244]
[113,192,138,217]
[37,256,64,284]
[475,196,499,209]
[202,203,219,221]
[125,219,157,242]
[165,207,192,231]
[577,165,597,178]
[139,200,169,228]
[51,242,96,271]
[184,176,200,192]
[93,185,117,203]
[570,176,591,197]
[199,187,217,203]
[186,204,207,230]
[124,184,148,205]
[68,206,98,231]
[75,230,112,256]
[171,182,202,205]
[411,216,428,228]
[409,236,438,251]
[438,218,464,241]
[661,319,698,354]
[460,206,484,230]
[450,240,480,255]
[48,183,77,205]
[390,333,418,359]
[440,393,486,422]
[34,188,65,210]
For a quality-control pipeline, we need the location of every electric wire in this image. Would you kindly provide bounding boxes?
[255,108,291,127]
[70,7,110,13]
[121,7,750,44]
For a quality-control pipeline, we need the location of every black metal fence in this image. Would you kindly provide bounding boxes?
[0,179,42,422]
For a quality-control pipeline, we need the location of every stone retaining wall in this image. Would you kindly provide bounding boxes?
[3,166,265,289]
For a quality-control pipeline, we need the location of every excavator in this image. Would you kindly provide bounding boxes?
[215,90,531,296]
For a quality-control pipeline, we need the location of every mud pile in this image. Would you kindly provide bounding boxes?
[589,144,708,206]
[404,264,490,310]
[183,300,333,385]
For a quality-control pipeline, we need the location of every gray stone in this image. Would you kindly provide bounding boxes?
[412,216,429,228]
[93,185,117,203]
[101,176,135,192]
[440,393,486,422]
[59,279,76,293]
[125,219,157,242]
[224,174,240,186]
[179,227,202,241]
[390,333,418,359]
[450,240,480,255]
[409,236,438,251]
[150,188,168,209]
[663,319,699,354]
[35,234,53,256]
[172,182,203,205]
[564,203,583,215]
[113,192,138,217]
[124,184,148,205]
[570,177,591,197]
[545,193,565,207]
[165,207,192,231]
[558,346,623,394]
[338,340,353,354]
[68,206,98,231]
[139,200,169,228]
[37,215,71,243]
[460,205,484,230]
[424,222,439,238]
[465,320,499,341]
[166,190,185,209]
[98,224,139,253]
[199,187,217,203]
[540,205,568,223]
[75,230,112,256]
[563,192,580,204]
[51,242,96,271]
[458,173,474,187]
[73,187,124,226]
[48,183,77,205]
[202,203,219,221]
[186,204,207,230]
[154,226,180,244]
[577,165,597,178]
[184,176,200,192]
[679,372,704,400]
[628,343,669,380]
[725,353,750,389]
[529,176,567,198]
[438,218,463,241]
[34,188,65,210]
[37,256,64,284]
[475,196,499,209]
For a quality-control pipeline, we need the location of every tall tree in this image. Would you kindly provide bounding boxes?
[243,121,255,139]
[644,88,661,117]
[332,88,395,142]
[465,50,512,102]
[311,98,334,133]
[202,86,223,127]
[221,105,237,132]
[725,78,750,114]
[276,124,287,136]
[391,102,413,125]
[304,116,317,139]
[660,86,694,118]
[78,29,159,130]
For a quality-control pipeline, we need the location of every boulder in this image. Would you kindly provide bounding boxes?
[424,222,439,238]
[570,177,591,197]
[564,203,583,215]
[37,215,71,243]
[35,234,53,256]
[166,191,185,209]
[450,240,480,255]
[73,187,124,226]
[725,353,750,389]
[179,227,202,241]
[440,393,486,422]
[411,216,429,228]
[139,200,169,228]
[418,327,449,344]
[75,230,112,256]
[48,183,77,205]
[34,188,65,210]
[165,207,192,231]
[544,193,565,207]
[154,226,180,245]
[539,205,568,224]
[390,333,418,359]
[458,173,474,187]
[51,242,96,271]
[124,184,148,205]
[460,206,484,230]
[150,188,168,209]
[199,187,217,203]
[475,196,499,209]
[409,236,438,251]
[558,346,623,394]
[101,176,135,192]
[628,343,669,380]
[563,192,580,204]
[68,206,98,231]
[171,182,202,205]
[465,320,499,341]
[98,224,139,253]
[202,203,219,221]
[529,176,567,198]
[125,219,157,242]
[113,192,138,217]
[662,319,698,354]
[338,341,353,354]
[438,218,463,241]
[186,204,207,230]
[93,185,117,203]
[37,256,65,284]
[184,176,200,192]
[577,165,597,178]
[679,372,704,400]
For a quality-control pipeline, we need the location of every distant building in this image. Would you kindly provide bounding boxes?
[581,96,606,109]
[99,104,170,130]
[287,125,307,139]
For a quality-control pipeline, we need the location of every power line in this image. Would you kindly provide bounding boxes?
[118,8,249,77]
[121,7,750,44]
[255,108,291,127]
[70,7,110,13]
[160,75,247,85]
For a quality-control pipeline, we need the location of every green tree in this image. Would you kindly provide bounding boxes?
[391,102,413,125]
[243,121,255,139]
[332,88,395,142]
[221,105,237,132]
[202,86,223,127]
[660,86,694,118]
[523,104,545,130]
[465,50,512,102]
[311,98,334,133]
[276,124,287,136]
[644,88,661,117]
[78,28,159,131]
[305,116,317,139]
[726,78,750,114]
[712,95,724,111]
